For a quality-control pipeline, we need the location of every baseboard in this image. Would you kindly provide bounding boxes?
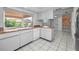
[40,37,54,42]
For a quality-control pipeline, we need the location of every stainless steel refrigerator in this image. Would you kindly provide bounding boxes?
[75,8,79,51]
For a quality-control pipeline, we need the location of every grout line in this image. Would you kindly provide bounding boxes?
[56,32,63,51]
[66,35,68,51]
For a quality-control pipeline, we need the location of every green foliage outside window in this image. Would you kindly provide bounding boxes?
[5,18,16,27]
[5,18,32,28]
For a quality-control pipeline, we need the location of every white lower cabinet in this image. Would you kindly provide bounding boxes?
[40,28,53,41]
[33,28,53,41]
[0,28,53,51]
[0,35,20,51]
[33,28,40,40]
[20,30,33,46]
[0,30,33,51]
[40,29,45,39]
[45,29,52,41]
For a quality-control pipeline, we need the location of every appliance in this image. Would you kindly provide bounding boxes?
[75,8,79,51]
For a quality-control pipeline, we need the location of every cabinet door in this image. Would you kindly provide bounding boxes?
[33,29,40,40]
[40,28,53,41]
[20,33,27,46]
[40,29,45,38]
[45,29,52,41]
[20,30,33,46]
[25,30,33,43]
[45,31,52,41]
[0,35,20,51]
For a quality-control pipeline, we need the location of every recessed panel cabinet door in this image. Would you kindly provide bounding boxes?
[0,35,20,51]
[20,33,28,46]
[45,30,52,41]
[33,28,40,40]
[40,29,45,38]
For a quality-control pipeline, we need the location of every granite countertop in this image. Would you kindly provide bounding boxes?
[1,27,33,33]
[0,27,52,34]
[0,26,52,34]
[0,27,33,39]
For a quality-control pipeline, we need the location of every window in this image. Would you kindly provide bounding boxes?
[5,8,33,31]
[5,17,32,30]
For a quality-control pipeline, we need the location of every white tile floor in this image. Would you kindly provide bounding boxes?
[17,31,75,51]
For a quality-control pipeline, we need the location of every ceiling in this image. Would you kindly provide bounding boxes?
[23,7,69,13]
[5,7,70,18]
[5,8,32,18]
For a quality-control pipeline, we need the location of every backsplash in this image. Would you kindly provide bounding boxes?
[0,27,4,33]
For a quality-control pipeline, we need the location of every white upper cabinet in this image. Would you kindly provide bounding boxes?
[37,8,54,26]
[38,8,53,20]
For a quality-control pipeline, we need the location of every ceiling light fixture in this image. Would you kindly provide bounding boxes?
[54,16,57,17]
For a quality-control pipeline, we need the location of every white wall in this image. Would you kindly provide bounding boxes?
[0,7,4,27]
[54,16,62,31]
[54,8,73,31]
[57,16,62,31]
[38,8,53,22]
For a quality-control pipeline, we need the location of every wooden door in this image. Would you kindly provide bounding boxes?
[62,15,71,29]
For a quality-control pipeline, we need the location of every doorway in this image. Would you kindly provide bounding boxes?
[62,15,71,32]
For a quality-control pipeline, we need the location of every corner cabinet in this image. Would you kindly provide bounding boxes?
[40,28,53,41]
[33,28,53,41]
